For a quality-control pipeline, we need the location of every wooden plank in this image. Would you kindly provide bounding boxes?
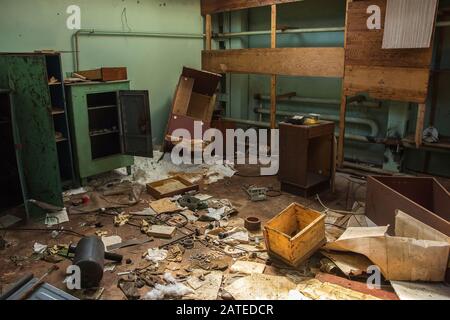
[382,0,438,49]
[415,104,426,148]
[172,77,194,115]
[337,95,347,167]
[205,14,212,51]
[338,0,352,167]
[271,76,277,129]
[202,48,345,78]
[315,273,399,300]
[146,225,177,239]
[77,67,127,81]
[346,0,433,68]
[344,65,430,103]
[201,0,301,15]
[270,4,277,130]
[271,5,277,48]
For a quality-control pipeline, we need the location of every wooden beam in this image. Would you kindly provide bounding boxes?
[202,48,345,77]
[271,5,277,48]
[315,273,399,300]
[338,0,352,167]
[205,14,212,51]
[270,4,277,129]
[344,65,430,103]
[415,103,426,148]
[338,95,348,167]
[201,0,301,15]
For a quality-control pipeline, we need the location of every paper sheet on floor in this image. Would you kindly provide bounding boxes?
[325,226,450,281]
[296,279,380,300]
[224,274,297,300]
[390,281,450,300]
[45,208,69,226]
[230,261,266,275]
[186,271,223,300]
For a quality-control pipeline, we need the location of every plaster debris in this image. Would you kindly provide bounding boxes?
[145,248,168,263]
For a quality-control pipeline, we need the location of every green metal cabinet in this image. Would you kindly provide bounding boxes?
[0,89,28,216]
[65,81,153,185]
[0,54,68,219]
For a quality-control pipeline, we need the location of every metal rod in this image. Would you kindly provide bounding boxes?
[216,21,449,39]
[215,27,345,38]
[254,107,379,136]
[221,117,372,142]
[255,94,380,108]
[437,21,450,27]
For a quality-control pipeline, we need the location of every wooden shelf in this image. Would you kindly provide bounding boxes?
[88,105,117,111]
[90,130,119,137]
[56,137,68,143]
[52,108,65,115]
[48,82,62,86]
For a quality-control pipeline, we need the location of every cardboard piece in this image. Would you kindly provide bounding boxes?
[145,225,177,239]
[149,198,180,214]
[395,210,450,244]
[325,226,450,281]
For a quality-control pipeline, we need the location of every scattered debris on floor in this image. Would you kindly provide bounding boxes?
[1,168,449,301]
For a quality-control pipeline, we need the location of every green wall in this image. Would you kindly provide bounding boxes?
[0,0,204,145]
[1,0,449,176]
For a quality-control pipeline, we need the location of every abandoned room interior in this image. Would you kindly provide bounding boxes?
[1,0,450,303]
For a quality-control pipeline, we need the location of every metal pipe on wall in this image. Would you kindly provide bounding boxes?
[73,29,205,71]
[254,107,379,137]
[221,117,373,142]
[255,94,381,109]
[215,27,345,38]
[215,21,450,39]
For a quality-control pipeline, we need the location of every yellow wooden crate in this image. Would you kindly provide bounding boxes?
[264,203,326,267]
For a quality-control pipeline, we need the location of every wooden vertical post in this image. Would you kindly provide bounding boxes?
[415,103,426,148]
[337,0,352,167]
[270,4,277,129]
[338,95,347,166]
[206,14,212,51]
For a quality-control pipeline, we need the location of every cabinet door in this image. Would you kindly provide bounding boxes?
[118,90,153,157]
